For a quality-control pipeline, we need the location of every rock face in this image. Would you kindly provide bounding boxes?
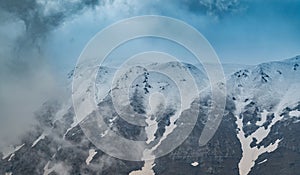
[1,56,300,175]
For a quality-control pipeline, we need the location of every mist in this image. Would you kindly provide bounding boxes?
[0,0,102,150]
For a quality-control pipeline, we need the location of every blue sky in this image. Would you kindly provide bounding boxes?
[2,0,298,73]
[39,0,300,73]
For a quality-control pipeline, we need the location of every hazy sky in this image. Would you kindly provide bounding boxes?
[40,0,300,72]
[1,0,300,73]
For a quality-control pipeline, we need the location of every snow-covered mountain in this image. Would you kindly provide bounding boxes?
[227,56,300,175]
[1,56,300,175]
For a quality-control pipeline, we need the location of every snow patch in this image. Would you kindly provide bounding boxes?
[129,159,156,175]
[32,133,46,147]
[191,162,199,167]
[256,110,268,126]
[2,143,25,160]
[234,99,282,175]
[257,159,267,165]
[289,110,300,117]
[8,153,14,161]
[86,149,97,165]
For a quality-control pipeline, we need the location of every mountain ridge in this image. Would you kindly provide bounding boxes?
[1,56,300,175]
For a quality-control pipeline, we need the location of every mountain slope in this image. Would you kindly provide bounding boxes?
[0,56,300,175]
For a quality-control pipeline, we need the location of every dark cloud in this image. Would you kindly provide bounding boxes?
[0,0,100,40]
[0,0,106,72]
[182,0,245,17]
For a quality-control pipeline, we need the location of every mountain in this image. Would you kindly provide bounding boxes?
[227,56,300,175]
[1,56,299,175]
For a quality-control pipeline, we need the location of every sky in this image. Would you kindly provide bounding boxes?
[39,0,300,71]
[1,0,300,71]
[0,0,300,149]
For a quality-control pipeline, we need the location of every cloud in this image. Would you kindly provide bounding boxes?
[0,0,100,38]
[0,0,104,150]
[0,22,59,150]
[186,0,244,17]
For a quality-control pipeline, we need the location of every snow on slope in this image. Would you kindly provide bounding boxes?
[2,56,299,175]
[229,56,300,175]
[2,143,25,160]
[60,56,300,175]
[116,62,208,175]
